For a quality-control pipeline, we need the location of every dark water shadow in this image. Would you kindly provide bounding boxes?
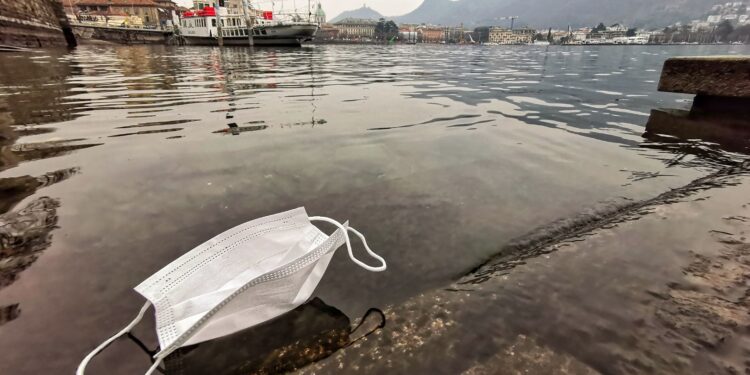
[213,124,269,135]
[642,106,750,170]
[0,168,78,214]
[0,167,77,326]
[110,128,182,138]
[368,114,482,131]
[0,197,61,327]
[123,298,384,375]
[10,140,102,163]
[116,119,200,129]
[462,104,750,286]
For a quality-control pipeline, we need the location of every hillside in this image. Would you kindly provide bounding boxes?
[329,5,385,23]
[392,0,721,28]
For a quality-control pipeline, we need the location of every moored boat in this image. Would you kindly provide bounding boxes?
[179,6,317,47]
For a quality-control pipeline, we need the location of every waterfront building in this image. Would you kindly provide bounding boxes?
[334,18,376,39]
[703,1,749,25]
[488,27,533,44]
[443,25,465,43]
[399,24,418,43]
[74,0,176,27]
[315,23,339,40]
[588,23,627,40]
[419,26,445,43]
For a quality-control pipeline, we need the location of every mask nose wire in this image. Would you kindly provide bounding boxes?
[77,301,153,375]
[309,216,387,272]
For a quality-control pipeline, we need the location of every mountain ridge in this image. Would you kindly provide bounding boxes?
[329,5,385,23]
[331,0,721,28]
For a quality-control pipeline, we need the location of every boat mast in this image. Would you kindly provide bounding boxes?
[215,0,223,46]
[241,0,254,46]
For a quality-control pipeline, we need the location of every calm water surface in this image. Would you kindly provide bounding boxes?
[1,44,749,374]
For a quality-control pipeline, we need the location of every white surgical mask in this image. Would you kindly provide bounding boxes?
[77,207,386,375]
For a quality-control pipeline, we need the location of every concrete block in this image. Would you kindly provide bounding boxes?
[658,56,750,98]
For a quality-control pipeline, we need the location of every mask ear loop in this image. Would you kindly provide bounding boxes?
[77,301,153,375]
[346,308,386,347]
[309,216,387,272]
[126,332,167,375]
[144,355,165,375]
[126,332,159,358]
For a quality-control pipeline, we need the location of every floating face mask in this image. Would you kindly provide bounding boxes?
[77,208,386,375]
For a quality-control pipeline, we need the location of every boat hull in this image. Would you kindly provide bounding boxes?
[182,24,317,47]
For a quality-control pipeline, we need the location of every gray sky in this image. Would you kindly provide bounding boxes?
[175,0,423,19]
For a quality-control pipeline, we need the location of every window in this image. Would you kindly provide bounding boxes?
[212,19,216,27]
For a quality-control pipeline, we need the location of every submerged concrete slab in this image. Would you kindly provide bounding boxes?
[644,108,750,152]
[658,56,750,97]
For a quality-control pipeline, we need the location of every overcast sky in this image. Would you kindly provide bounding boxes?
[175,0,424,19]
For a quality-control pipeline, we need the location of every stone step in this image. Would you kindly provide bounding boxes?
[658,56,750,98]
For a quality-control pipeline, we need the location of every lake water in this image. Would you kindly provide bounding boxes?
[1,44,749,374]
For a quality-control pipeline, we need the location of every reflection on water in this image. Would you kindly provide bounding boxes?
[0,197,61,326]
[0,167,77,327]
[0,168,78,214]
[157,298,383,375]
[1,44,749,374]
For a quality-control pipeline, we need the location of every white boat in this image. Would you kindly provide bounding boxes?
[179,6,317,46]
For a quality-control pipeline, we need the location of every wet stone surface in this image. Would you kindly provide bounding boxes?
[301,172,750,375]
[658,56,750,97]
[0,44,749,374]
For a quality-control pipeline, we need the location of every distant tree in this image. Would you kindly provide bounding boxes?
[375,18,399,42]
[547,27,553,43]
[729,24,750,43]
[716,20,734,42]
[375,18,386,40]
[385,20,399,41]
[533,33,545,41]
[593,22,606,32]
[626,28,637,37]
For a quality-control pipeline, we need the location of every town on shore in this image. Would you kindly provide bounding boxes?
[63,0,750,45]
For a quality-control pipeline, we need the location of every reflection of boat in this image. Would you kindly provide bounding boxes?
[179,6,317,46]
